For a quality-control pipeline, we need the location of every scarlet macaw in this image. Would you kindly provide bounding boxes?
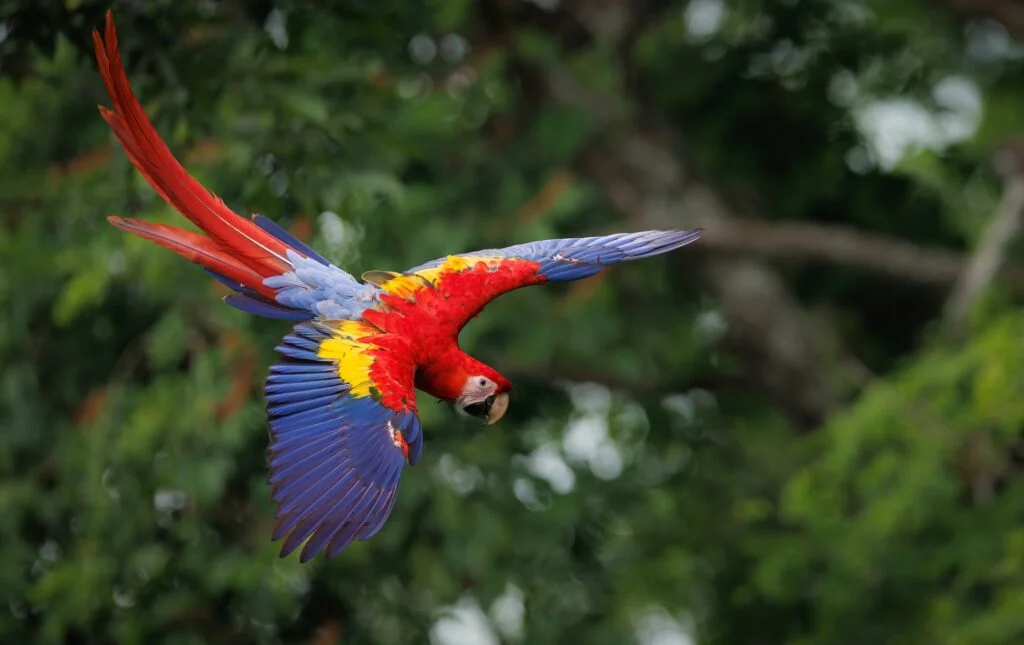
[92,12,702,562]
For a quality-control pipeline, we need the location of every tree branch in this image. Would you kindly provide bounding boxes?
[507,167,1024,290]
[944,146,1024,331]
[698,217,1024,291]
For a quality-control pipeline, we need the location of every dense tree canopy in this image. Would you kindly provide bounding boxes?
[4,0,1024,643]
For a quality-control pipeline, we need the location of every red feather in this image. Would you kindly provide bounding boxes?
[93,11,292,280]
[363,259,534,399]
[107,216,278,300]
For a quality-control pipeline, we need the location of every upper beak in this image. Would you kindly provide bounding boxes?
[485,392,509,425]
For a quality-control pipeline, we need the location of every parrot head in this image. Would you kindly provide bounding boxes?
[415,349,512,424]
[456,373,510,425]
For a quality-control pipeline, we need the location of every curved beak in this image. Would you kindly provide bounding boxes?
[485,392,509,425]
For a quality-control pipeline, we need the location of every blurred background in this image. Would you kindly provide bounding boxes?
[4,0,1024,643]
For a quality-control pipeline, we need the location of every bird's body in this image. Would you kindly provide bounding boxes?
[93,12,701,562]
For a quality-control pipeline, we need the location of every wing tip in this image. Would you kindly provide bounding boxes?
[676,227,703,247]
[273,528,299,558]
[663,227,703,242]
[272,519,332,563]
[635,227,703,256]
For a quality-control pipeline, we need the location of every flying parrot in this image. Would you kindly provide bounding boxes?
[92,12,702,562]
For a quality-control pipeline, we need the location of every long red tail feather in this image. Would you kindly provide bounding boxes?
[107,216,279,300]
[93,10,293,283]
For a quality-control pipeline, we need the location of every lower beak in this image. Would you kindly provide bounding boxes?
[485,392,509,425]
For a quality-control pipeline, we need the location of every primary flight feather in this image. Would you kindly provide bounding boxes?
[93,11,702,562]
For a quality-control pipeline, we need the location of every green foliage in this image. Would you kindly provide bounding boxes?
[4,1,1024,644]
[758,312,1024,645]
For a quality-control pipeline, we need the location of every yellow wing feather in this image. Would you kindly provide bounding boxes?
[373,255,500,300]
[316,321,380,399]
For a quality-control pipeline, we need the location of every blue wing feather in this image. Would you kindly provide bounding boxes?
[280,332,320,352]
[204,268,265,299]
[265,380,345,398]
[203,269,313,320]
[299,445,395,559]
[266,371,340,388]
[252,214,332,266]
[270,362,338,375]
[404,228,702,284]
[265,322,422,562]
[223,293,312,320]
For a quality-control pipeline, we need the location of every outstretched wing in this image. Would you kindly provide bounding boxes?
[266,320,422,562]
[366,229,702,329]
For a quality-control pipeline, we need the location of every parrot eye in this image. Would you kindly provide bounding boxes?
[478,378,487,386]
